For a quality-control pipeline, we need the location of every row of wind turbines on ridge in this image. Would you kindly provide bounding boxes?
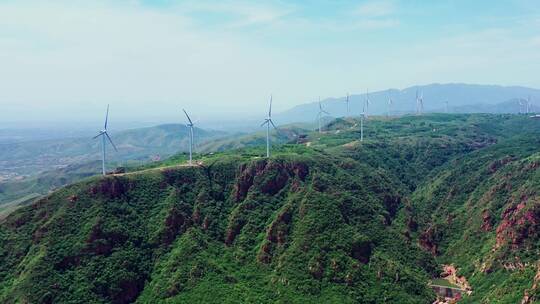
[94,89,534,175]
[92,89,429,175]
[92,89,425,175]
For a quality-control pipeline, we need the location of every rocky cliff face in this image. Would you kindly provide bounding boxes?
[0,154,436,303]
[405,140,540,303]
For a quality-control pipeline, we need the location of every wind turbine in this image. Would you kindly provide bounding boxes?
[387,94,393,117]
[261,95,277,157]
[416,89,424,115]
[365,89,371,118]
[518,98,525,114]
[317,97,330,133]
[93,104,118,176]
[527,96,531,114]
[183,109,194,165]
[360,100,365,141]
[346,93,350,117]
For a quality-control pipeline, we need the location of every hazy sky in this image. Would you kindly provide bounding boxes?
[1,0,539,126]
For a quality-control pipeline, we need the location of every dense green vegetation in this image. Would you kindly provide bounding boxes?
[0,114,538,303]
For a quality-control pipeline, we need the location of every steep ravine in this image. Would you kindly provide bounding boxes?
[403,137,540,303]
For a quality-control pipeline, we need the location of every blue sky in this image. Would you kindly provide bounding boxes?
[0,0,539,124]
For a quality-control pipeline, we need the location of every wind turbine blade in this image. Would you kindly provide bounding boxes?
[270,119,278,130]
[104,104,110,129]
[269,95,273,117]
[323,110,330,115]
[93,132,103,139]
[105,132,118,152]
[260,120,269,127]
[183,109,193,125]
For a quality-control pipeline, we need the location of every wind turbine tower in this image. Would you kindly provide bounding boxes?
[183,109,194,165]
[261,95,277,157]
[365,89,371,118]
[387,94,393,117]
[360,100,365,141]
[445,100,449,113]
[93,104,118,176]
[346,93,350,117]
[317,97,330,133]
[416,89,424,115]
[527,96,531,114]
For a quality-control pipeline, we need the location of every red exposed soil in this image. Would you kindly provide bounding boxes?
[495,201,540,250]
[234,160,309,201]
[487,156,516,174]
[162,206,191,244]
[89,177,129,199]
[257,207,293,263]
[480,210,493,232]
[419,226,439,255]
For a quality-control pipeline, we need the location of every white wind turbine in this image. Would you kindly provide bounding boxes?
[365,89,371,118]
[360,99,365,141]
[317,97,330,133]
[261,95,277,157]
[183,109,194,165]
[346,93,350,117]
[387,94,393,117]
[416,89,424,115]
[518,98,525,114]
[93,104,118,176]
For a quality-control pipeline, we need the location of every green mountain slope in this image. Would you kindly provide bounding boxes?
[0,161,105,218]
[0,152,437,303]
[402,136,540,303]
[0,114,538,303]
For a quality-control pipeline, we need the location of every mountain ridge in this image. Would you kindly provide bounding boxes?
[1,114,539,303]
[276,83,540,124]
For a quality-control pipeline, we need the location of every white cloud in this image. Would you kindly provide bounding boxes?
[0,1,538,125]
[0,0,316,122]
[352,1,396,17]
[177,0,295,28]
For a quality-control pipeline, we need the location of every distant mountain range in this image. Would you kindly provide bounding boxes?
[275,83,540,124]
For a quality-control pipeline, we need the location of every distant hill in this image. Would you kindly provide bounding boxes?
[0,124,226,177]
[276,83,540,123]
[197,124,311,153]
[0,160,103,216]
[450,98,539,114]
